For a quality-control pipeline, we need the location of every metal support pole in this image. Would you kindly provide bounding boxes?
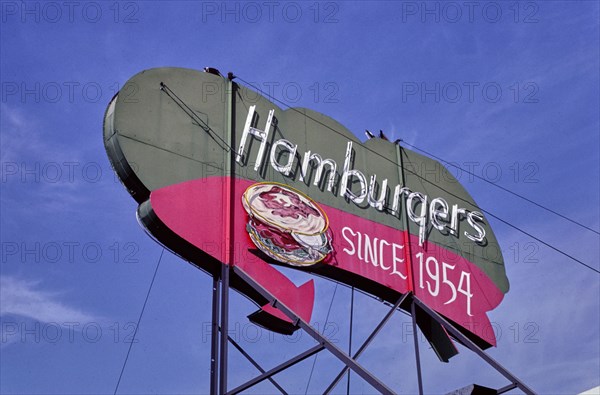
[210,275,220,395]
[395,143,416,290]
[219,264,230,394]
[412,297,536,395]
[218,72,236,395]
[398,140,426,394]
[233,266,396,395]
[411,298,424,395]
[347,287,354,395]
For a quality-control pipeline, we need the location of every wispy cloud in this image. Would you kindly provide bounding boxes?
[0,275,97,323]
[1,103,108,216]
[1,104,41,163]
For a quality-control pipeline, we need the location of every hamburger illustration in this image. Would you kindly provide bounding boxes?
[242,183,332,266]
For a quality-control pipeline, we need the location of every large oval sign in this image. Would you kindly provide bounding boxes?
[104,67,509,356]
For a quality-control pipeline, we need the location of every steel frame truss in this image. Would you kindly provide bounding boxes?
[208,263,536,395]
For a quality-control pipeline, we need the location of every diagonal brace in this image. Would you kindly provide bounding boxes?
[323,292,411,394]
[220,326,288,394]
[226,344,324,395]
[233,266,397,395]
[412,297,536,395]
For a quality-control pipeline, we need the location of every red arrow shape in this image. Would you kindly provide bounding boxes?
[149,177,315,331]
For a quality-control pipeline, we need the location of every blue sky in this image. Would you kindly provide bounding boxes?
[1,1,599,394]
